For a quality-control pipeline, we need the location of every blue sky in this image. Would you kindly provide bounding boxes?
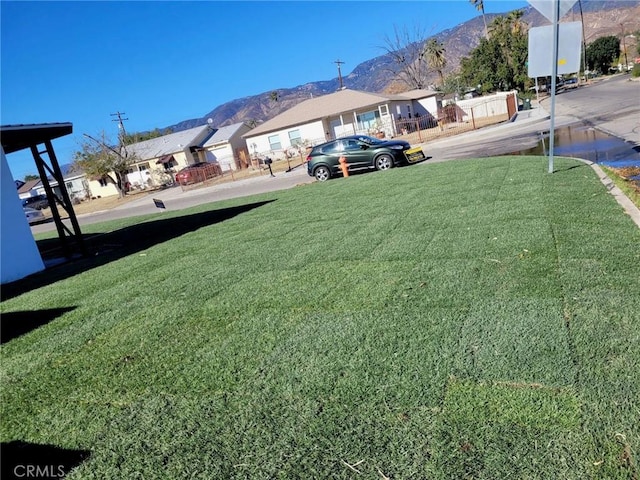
[1,0,528,180]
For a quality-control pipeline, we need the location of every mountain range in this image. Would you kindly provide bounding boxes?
[168,0,640,133]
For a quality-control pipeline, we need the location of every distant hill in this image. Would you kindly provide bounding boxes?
[167,0,639,133]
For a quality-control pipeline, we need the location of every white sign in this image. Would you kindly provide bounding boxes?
[528,22,583,77]
[527,0,577,22]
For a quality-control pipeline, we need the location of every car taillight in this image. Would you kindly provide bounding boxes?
[305,155,311,162]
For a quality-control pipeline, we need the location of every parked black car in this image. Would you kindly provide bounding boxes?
[306,135,425,181]
[21,194,49,210]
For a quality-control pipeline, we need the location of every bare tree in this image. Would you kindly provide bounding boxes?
[72,131,139,198]
[379,24,434,90]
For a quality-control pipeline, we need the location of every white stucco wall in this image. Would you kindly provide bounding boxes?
[1,148,45,284]
[444,91,516,120]
[245,120,326,159]
[87,179,119,198]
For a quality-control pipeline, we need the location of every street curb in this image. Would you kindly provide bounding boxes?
[583,160,640,229]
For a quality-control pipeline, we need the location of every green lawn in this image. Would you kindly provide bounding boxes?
[2,156,639,479]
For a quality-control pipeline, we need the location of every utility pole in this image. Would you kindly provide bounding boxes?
[577,0,588,83]
[334,59,345,90]
[620,23,629,71]
[111,111,129,146]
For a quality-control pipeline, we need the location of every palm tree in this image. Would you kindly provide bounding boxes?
[424,38,447,86]
[470,0,488,38]
[488,15,508,41]
[507,9,525,35]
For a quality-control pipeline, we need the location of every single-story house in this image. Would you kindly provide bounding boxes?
[39,164,91,202]
[89,124,217,196]
[243,88,441,159]
[201,122,253,171]
[18,166,90,203]
[17,178,43,201]
[124,124,216,190]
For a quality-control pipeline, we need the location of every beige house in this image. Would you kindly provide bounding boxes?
[243,88,441,160]
[125,125,216,190]
[88,125,216,196]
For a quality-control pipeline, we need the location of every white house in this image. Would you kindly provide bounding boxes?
[201,122,252,171]
[17,179,43,201]
[243,88,441,159]
[41,164,91,202]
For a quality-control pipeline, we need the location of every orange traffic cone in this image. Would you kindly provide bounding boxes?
[339,156,349,177]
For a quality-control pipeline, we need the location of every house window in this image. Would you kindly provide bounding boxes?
[66,182,73,190]
[356,110,379,130]
[138,163,149,171]
[379,104,389,116]
[288,129,302,146]
[98,178,109,187]
[163,161,175,171]
[268,135,282,150]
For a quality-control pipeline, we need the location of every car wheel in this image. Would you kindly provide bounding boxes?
[314,165,331,181]
[375,154,393,171]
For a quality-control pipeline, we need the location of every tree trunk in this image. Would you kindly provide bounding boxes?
[107,173,125,198]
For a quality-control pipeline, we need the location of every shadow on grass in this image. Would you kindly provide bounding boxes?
[1,200,275,302]
[554,163,591,173]
[1,440,90,479]
[0,307,76,345]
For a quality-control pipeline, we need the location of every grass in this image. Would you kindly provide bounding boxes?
[601,165,640,209]
[2,156,639,479]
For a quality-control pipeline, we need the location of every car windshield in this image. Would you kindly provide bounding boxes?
[354,135,384,146]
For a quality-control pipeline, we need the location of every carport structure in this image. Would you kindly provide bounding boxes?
[1,123,86,263]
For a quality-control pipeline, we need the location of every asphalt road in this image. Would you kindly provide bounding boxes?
[543,74,640,144]
[426,74,639,161]
[32,74,639,234]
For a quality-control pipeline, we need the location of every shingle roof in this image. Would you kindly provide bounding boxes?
[17,178,41,194]
[124,125,213,160]
[202,122,248,147]
[244,88,439,137]
[245,89,391,137]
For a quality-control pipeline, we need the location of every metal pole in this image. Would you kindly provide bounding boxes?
[548,0,560,173]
